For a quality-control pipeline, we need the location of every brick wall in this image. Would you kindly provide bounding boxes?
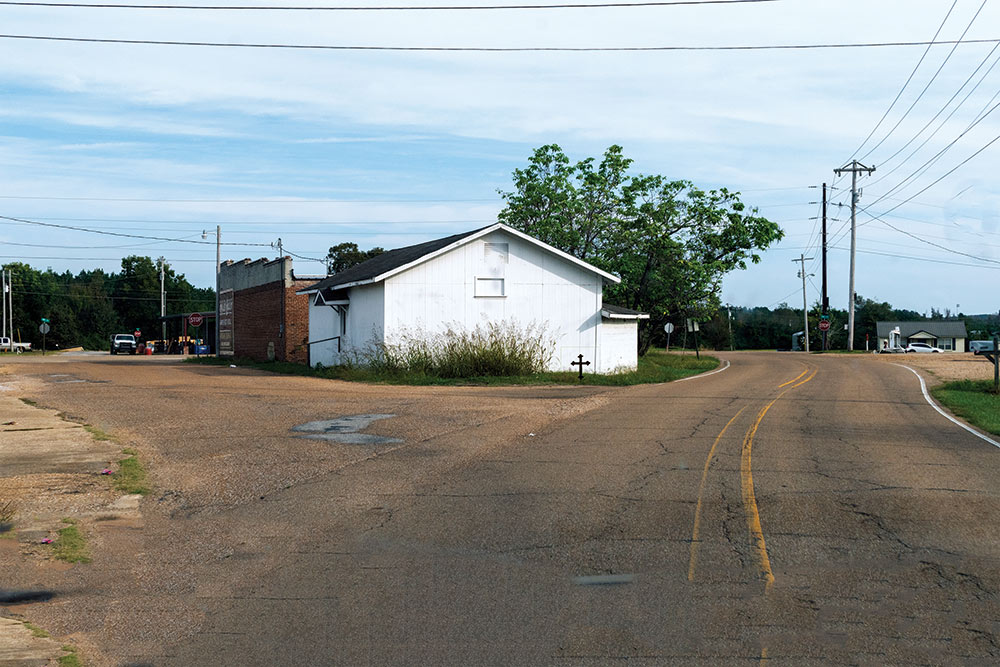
[233,282,283,362]
[232,279,314,363]
[283,283,312,364]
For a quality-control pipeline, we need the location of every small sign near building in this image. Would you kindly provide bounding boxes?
[188,312,204,328]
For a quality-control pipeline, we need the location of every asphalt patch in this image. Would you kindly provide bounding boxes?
[291,414,401,445]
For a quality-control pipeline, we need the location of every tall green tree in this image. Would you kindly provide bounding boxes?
[499,145,784,353]
[325,242,385,275]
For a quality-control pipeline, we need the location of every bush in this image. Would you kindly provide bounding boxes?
[362,322,553,378]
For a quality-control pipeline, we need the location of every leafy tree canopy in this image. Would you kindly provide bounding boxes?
[498,144,784,352]
[326,242,385,275]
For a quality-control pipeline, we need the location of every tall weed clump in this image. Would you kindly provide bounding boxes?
[363,322,552,378]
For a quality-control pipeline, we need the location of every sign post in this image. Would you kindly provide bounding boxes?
[39,319,50,356]
[188,313,204,357]
[664,322,674,351]
[686,319,700,360]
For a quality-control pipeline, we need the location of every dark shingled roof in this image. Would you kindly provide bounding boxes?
[602,304,648,317]
[303,227,488,294]
[876,320,968,338]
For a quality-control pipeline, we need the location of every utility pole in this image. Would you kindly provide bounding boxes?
[2,268,7,342]
[833,160,875,351]
[727,305,734,351]
[821,183,829,351]
[159,257,167,343]
[215,225,221,356]
[792,254,814,352]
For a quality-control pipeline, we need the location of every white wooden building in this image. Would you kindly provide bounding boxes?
[299,223,648,373]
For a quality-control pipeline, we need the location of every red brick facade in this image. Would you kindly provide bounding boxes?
[230,279,313,364]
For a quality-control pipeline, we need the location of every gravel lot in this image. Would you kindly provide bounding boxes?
[872,350,997,384]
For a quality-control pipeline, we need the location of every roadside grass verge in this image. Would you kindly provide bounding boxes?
[931,380,1000,436]
[82,424,114,442]
[113,453,151,495]
[19,397,37,406]
[51,519,91,564]
[59,646,83,667]
[22,622,50,638]
[187,349,719,386]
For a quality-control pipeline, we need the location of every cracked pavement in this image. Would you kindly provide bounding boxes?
[3,352,1000,665]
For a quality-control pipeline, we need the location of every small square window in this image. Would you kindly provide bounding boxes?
[475,277,505,297]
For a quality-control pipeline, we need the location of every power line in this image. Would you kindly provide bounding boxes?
[0,0,779,10]
[0,195,498,203]
[849,0,958,159]
[858,0,988,161]
[864,41,1000,188]
[4,216,496,226]
[0,214,272,246]
[2,33,998,52]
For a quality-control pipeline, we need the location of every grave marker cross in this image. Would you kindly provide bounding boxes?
[571,354,591,380]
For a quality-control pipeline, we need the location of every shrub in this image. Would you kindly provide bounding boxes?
[361,322,553,378]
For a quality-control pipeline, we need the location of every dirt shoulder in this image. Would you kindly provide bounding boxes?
[871,351,996,385]
[0,366,142,665]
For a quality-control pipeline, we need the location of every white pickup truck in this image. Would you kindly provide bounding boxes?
[0,336,31,353]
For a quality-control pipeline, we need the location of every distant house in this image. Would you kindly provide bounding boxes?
[218,256,325,363]
[298,223,648,373]
[876,320,968,352]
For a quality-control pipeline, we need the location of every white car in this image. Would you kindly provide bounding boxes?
[905,342,943,354]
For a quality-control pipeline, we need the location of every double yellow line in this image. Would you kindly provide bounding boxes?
[688,366,817,590]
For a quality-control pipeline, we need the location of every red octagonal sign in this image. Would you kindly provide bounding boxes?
[188,312,204,328]
[818,319,831,332]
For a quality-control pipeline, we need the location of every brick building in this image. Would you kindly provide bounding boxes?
[218,256,325,364]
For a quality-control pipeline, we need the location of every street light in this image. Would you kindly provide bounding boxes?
[202,226,221,355]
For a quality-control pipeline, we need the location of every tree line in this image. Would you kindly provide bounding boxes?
[2,257,214,351]
[689,295,999,352]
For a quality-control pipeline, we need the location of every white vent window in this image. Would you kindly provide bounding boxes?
[475,277,505,297]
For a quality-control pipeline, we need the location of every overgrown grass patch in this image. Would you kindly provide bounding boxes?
[931,379,1000,436]
[59,646,83,667]
[23,622,50,638]
[113,454,151,495]
[82,424,114,442]
[51,521,91,564]
[189,349,718,386]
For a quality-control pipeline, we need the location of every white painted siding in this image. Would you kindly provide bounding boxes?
[308,298,338,367]
[599,320,639,372]
[383,230,603,372]
[340,283,385,362]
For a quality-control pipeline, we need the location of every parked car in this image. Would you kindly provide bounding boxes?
[878,345,905,354]
[110,334,137,355]
[905,342,943,354]
[0,336,31,353]
[970,340,996,355]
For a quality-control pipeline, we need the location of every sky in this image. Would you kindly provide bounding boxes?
[1,0,999,316]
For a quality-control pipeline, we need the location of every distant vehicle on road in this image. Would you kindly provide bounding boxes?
[905,342,943,354]
[878,345,905,354]
[110,334,137,355]
[0,336,31,353]
[970,340,996,355]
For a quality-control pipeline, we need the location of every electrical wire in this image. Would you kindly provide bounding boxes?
[859,0,989,161]
[850,0,958,160]
[0,214,272,246]
[2,33,998,52]
[0,195,498,203]
[0,0,780,10]
[866,40,1000,184]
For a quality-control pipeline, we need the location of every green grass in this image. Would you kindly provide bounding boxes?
[187,349,719,386]
[113,454,151,495]
[82,424,114,442]
[931,379,1000,436]
[22,622,50,638]
[50,521,91,564]
[59,645,83,667]
[19,397,37,406]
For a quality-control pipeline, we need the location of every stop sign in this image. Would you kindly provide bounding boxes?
[819,319,831,332]
[188,312,204,327]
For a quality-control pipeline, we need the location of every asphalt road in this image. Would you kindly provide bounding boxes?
[5,352,1000,665]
